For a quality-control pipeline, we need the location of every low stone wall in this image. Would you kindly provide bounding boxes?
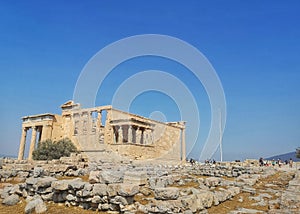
[0,159,275,214]
[0,154,89,183]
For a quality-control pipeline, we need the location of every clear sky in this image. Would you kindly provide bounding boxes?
[0,0,299,161]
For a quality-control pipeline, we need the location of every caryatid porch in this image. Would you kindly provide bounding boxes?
[18,114,55,160]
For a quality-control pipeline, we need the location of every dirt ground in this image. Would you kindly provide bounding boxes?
[207,171,294,213]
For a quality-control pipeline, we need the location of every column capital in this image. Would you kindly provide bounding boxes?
[22,127,29,131]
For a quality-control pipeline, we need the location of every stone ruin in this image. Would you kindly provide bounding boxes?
[1,157,299,213]
[17,101,186,163]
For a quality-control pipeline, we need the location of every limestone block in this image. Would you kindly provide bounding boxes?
[195,190,214,209]
[26,177,39,186]
[25,198,44,214]
[213,190,231,205]
[99,170,124,184]
[123,171,147,185]
[118,184,139,197]
[110,195,128,206]
[36,177,57,188]
[51,180,69,191]
[35,202,47,213]
[17,171,30,178]
[89,170,100,184]
[107,184,121,197]
[1,186,12,199]
[154,187,179,200]
[92,183,108,196]
[2,194,20,206]
[227,186,240,196]
[180,195,199,213]
[99,203,110,211]
[9,184,22,195]
[38,186,53,194]
[91,195,101,203]
[33,167,44,178]
[204,177,221,187]
[149,177,168,189]
[68,178,86,190]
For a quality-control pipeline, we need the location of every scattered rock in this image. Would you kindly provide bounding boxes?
[99,170,124,184]
[25,198,44,214]
[154,187,179,200]
[2,194,20,206]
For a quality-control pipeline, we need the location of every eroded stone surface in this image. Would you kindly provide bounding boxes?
[0,159,299,214]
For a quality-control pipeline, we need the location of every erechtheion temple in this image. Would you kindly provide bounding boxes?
[18,101,186,162]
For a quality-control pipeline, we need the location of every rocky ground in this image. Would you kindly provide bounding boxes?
[0,157,299,213]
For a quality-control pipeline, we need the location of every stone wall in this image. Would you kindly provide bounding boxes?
[1,159,279,213]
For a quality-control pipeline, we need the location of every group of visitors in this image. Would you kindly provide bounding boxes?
[204,159,216,165]
[186,158,217,166]
[259,157,293,168]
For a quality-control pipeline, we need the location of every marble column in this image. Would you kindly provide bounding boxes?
[28,126,37,160]
[128,125,132,143]
[113,126,117,144]
[18,127,28,160]
[143,130,148,145]
[150,130,154,144]
[118,126,123,143]
[136,128,141,144]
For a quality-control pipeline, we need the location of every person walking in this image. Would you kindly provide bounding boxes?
[289,158,293,168]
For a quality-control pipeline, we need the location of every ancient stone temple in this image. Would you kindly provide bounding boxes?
[18,101,186,163]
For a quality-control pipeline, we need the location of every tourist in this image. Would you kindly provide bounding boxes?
[278,159,282,168]
[259,157,264,167]
[272,159,276,167]
[289,158,293,168]
[190,158,195,165]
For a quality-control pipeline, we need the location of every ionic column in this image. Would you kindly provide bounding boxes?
[18,127,28,160]
[128,126,132,143]
[144,130,149,145]
[118,126,123,143]
[113,126,117,143]
[150,130,154,144]
[28,126,37,160]
[136,128,141,144]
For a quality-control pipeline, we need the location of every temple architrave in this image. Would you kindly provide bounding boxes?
[18,101,186,162]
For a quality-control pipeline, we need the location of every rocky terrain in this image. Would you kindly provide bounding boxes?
[0,155,299,213]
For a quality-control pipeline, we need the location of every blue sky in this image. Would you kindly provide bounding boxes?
[0,1,299,160]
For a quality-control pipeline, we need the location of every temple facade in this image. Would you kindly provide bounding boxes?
[18,101,186,162]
